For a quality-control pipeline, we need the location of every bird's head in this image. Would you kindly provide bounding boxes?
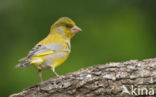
[51,17,82,39]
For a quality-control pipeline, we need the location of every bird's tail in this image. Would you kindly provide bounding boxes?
[15,61,31,69]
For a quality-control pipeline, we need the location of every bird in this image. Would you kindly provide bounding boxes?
[15,17,82,81]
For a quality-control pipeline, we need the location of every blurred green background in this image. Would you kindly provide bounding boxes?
[0,0,156,96]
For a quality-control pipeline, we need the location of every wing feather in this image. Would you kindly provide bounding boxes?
[19,43,64,61]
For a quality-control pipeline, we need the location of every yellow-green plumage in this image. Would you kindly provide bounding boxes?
[16,17,82,81]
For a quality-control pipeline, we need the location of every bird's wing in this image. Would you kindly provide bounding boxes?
[19,43,64,62]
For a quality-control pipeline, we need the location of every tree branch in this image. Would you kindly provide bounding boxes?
[10,58,156,97]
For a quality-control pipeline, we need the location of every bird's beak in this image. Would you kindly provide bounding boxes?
[71,26,82,33]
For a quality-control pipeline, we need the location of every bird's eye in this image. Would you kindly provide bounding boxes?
[65,24,73,28]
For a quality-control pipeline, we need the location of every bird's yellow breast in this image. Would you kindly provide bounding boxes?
[51,52,70,67]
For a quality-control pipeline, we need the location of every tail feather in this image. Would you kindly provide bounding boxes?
[15,61,31,69]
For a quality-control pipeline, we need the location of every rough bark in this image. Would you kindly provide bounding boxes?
[10,58,156,97]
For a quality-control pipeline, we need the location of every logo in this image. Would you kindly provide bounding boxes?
[122,85,154,96]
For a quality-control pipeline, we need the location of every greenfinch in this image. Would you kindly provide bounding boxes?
[16,17,82,81]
